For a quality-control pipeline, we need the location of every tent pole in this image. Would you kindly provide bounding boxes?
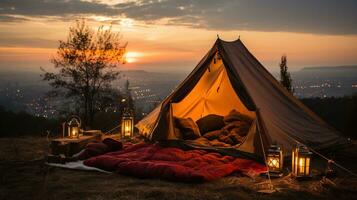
[256,108,274,190]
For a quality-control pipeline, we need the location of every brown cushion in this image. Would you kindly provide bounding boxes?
[78,139,123,160]
[222,121,245,131]
[196,114,225,135]
[175,117,201,140]
[224,109,253,124]
[102,138,123,151]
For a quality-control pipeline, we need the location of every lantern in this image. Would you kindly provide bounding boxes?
[67,117,81,139]
[292,144,312,178]
[121,108,134,138]
[267,144,283,174]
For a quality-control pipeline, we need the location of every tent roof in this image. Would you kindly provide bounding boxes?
[136,38,346,155]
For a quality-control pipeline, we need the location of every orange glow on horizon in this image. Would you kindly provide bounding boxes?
[124,51,144,63]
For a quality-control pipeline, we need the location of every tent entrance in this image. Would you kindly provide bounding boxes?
[172,55,255,121]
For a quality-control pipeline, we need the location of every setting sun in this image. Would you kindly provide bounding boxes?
[124,51,143,63]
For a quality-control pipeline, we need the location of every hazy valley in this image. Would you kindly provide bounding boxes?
[0,66,356,118]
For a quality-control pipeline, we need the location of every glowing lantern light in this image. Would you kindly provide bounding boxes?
[267,144,283,174]
[121,108,134,138]
[67,117,81,139]
[292,144,313,178]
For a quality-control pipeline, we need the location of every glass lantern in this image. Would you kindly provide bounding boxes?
[121,108,134,138]
[267,144,283,173]
[67,117,81,139]
[292,144,313,177]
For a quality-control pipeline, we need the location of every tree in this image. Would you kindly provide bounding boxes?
[42,20,126,128]
[279,55,294,93]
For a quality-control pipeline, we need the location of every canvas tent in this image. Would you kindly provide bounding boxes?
[136,38,346,157]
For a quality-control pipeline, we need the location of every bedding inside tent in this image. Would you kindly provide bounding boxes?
[170,54,257,148]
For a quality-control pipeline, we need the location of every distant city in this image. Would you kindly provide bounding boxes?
[0,66,356,119]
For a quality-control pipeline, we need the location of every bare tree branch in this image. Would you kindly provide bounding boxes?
[42,19,126,127]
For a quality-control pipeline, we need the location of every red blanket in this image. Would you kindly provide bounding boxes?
[84,142,267,182]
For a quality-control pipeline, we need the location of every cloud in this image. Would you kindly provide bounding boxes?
[113,0,357,35]
[0,37,57,48]
[0,15,29,22]
[0,0,357,34]
[0,0,118,16]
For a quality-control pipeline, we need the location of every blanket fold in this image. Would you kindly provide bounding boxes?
[83,142,266,182]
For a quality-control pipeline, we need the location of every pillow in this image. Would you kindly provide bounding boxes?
[175,117,201,140]
[196,114,225,135]
[224,109,253,124]
[102,138,123,151]
[78,138,123,160]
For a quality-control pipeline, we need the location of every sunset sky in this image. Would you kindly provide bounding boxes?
[0,0,357,73]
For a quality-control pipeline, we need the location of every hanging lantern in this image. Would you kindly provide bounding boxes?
[267,144,283,173]
[292,144,313,178]
[67,117,81,139]
[121,108,134,138]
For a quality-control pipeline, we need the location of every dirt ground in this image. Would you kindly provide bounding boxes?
[0,136,357,200]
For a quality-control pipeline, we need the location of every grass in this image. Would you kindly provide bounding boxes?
[0,136,356,200]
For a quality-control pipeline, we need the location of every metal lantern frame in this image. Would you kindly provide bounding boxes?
[121,108,134,139]
[267,144,283,173]
[67,116,81,139]
[292,144,313,177]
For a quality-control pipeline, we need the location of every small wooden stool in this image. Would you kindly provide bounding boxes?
[50,130,102,157]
